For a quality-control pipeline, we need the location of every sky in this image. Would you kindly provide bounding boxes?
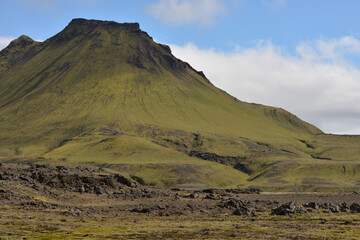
[1,0,360,134]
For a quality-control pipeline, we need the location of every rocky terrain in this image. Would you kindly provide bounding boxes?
[0,162,359,239]
[1,162,359,218]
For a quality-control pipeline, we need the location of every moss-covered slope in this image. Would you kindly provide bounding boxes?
[0,19,359,190]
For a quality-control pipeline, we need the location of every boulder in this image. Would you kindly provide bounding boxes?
[350,203,360,213]
[272,202,306,215]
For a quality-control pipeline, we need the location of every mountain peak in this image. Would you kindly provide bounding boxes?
[68,18,140,30]
[0,35,39,73]
[6,35,36,49]
[47,18,142,45]
[4,18,354,191]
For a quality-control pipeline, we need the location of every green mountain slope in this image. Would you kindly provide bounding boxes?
[0,19,359,190]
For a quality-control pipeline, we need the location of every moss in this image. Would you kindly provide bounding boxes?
[0,19,360,190]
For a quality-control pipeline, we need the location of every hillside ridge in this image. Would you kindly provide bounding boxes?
[0,19,359,191]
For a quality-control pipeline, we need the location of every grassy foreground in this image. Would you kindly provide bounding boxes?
[0,162,359,239]
[0,208,359,239]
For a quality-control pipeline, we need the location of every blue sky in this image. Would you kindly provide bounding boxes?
[1,0,360,134]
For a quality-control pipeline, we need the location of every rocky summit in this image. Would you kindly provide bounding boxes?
[0,19,360,190]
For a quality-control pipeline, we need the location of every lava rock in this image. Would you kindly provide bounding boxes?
[329,204,340,213]
[305,202,319,209]
[350,203,360,213]
[272,202,306,215]
[190,192,199,199]
[340,203,349,212]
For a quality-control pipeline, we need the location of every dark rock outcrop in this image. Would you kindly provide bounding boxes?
[272,202,306,215]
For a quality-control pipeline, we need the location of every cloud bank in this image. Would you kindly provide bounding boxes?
[170,36,360,134]
[147,0,226,25]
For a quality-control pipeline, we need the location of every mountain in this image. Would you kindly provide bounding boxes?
[1,19,360,190]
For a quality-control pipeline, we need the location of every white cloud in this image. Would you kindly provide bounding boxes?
[0,37,14,51]
[147,0,226,25]
[169,36,360,134]
[297,36,360,62]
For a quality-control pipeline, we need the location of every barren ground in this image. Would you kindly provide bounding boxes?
[0,162,359,239]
